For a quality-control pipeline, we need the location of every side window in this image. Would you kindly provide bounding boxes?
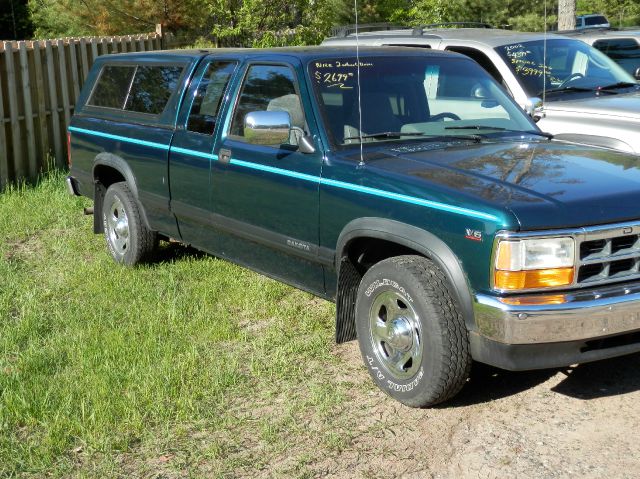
[88,66,135,109]
[593,39,640,75]
[446,47,506,87]
[125,65,184,115]
[229,64,304,147]
[187,61,236,135]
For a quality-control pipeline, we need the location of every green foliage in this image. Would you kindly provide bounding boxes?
[391,0,559,31]
[0,0,33,39]
[577,0,640,27]
[25,0,640,46]
[29,0,207,37]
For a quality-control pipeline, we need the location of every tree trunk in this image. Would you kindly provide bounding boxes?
[558,0,576,30]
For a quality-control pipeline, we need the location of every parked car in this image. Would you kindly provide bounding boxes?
[561,27,640,78]
[575,14,610,30]
[68,46,640,408]
[323,26,640,154]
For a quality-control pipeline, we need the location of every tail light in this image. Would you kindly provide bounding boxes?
[67,131,72,168]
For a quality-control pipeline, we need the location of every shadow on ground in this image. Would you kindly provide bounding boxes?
[152,241,207,263]
[444,352,640,407]
[551,352,640,399]
[443,362,559,407]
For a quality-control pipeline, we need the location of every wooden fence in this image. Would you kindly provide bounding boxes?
[0,27,165,189]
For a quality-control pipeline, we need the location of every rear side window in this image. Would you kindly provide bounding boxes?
[88,64,184,115]
[585,16,607,26]
[125,66,183,114]
[88,66,135,109]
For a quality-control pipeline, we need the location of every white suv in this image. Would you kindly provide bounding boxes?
[323,26,640,154]
[575,14,610,30]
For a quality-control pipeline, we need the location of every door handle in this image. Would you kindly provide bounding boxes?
[219,148,231,165]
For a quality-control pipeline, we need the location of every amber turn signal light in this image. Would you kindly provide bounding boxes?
[494,268,574,290]
[500,294,567,306]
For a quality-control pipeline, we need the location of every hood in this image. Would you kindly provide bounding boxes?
[367,140,640,230]
[543,89,640,120]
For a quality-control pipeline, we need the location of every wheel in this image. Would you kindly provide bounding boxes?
[355,255,471,407]
[430,112,461,122]
[102,182,157,265]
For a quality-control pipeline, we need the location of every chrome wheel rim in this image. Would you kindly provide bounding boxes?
[106,196,129,257]
[369,290,423,380]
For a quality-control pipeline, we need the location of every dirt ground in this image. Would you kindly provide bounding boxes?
[315,344,640,479]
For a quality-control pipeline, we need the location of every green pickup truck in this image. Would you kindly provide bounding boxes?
[67,46,640,407]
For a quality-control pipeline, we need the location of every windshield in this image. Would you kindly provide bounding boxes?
[496,38,637,97]
[308,55,538,147]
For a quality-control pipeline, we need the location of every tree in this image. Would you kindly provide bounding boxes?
[29,0,208,38]
[393,0,557,31]
[558,0,576,30]
[0,0,34,39]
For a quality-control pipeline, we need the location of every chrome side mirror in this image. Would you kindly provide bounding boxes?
[524,97,543,117]
[634,67,640,81]
[244,111,291,146]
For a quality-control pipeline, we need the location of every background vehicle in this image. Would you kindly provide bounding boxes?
[575,14,610,30]
[323,26,640,154]
[561,27,640,78]
[68,47,640,408]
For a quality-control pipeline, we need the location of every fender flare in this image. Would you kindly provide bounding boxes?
[335,217,477,335]
[93,153,140,198]
[92,153,152,232]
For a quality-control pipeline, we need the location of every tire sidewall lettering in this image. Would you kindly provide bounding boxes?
[364,278,414,303]
[386,367,424,393]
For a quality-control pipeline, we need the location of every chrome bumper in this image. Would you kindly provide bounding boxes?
[475,281,640,344]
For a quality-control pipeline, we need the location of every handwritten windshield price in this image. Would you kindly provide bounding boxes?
[314,71,354,89]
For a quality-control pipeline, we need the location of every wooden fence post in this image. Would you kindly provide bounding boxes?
[156,24,165,49]
[0,43,8,188]
[4,42,23,181]
[56,39,71,146]
[80,38,89,82]
[32,41,49,172]
[45,40,63,166]
[18,41,37,178]
[68,39,81,104]
[90,38,99,63]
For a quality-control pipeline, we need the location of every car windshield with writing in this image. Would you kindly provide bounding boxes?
[496,38,637,98]
[308,55,538,147]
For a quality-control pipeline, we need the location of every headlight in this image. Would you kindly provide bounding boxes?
[494,236,575,290]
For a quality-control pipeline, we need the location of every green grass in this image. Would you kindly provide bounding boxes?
[0,171,370,478]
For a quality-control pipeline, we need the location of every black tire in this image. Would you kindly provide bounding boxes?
[102,182,157,266]
[355,255,471,407]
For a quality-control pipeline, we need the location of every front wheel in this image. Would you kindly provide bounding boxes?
[102,182,157,265]
[355,255,471,407]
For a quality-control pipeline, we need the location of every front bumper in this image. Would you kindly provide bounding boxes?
[471,281,640,370]
[475,280,640,344]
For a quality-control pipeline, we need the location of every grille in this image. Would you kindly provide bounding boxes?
[577,228,640,287]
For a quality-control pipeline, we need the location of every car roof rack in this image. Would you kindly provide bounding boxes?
[556,26,618,34]
[330,21,494,38]
[330,23,411,38]
[420,22,493,30]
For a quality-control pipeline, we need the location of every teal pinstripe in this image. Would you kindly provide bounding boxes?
[68,126,502,223]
